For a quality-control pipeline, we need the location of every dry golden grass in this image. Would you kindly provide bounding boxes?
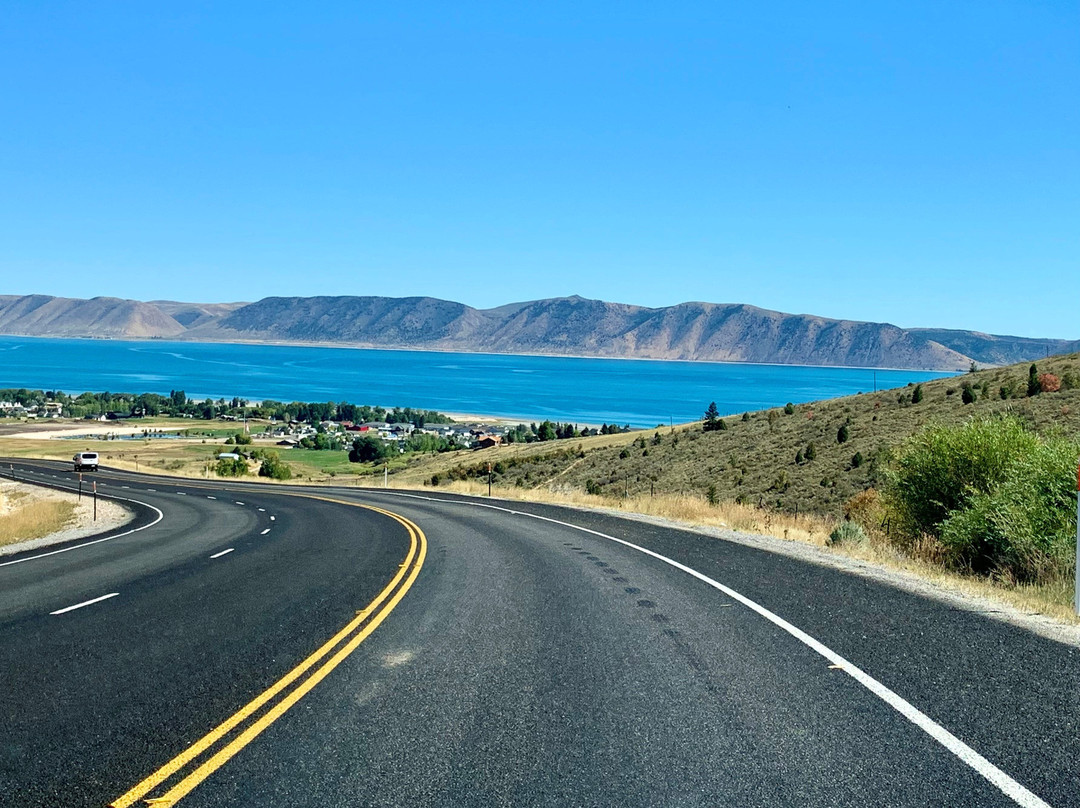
[0,489,76,547]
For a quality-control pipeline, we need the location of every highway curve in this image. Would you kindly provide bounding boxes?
[0,459,1077,807]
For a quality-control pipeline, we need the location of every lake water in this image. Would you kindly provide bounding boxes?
[0,336,954,427]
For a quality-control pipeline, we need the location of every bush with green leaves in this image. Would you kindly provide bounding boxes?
[215,457,248,477]
[827,521,867,547]
[258,451,293,480]
[884,415,1080,581]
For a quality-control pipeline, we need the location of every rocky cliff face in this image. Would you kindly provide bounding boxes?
[0,293,1073,371]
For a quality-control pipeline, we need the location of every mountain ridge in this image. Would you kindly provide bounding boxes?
[0,293,1074,371]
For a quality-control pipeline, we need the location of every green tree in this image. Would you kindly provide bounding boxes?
[349,435,391,463]
[702,402,722,432]
[784,402,795,415]
[804,441,817,461]
[911,384,923,404]
[837,423,850,443]
[1027,363,1041,397]
[961,385,976,405]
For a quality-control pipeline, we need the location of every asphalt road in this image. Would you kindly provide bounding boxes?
[0,459,1076,807]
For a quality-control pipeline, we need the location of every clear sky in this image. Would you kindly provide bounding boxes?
[1,2,1076,337]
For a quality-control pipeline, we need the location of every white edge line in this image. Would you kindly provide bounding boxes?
[373,490,1053,808]
[260,528,271,535]
[0,495,165,568]
[210,548,234,559]
[50,592,119,615]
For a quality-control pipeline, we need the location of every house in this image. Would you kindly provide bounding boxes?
[276,438,299,447]
[474,436,502,450]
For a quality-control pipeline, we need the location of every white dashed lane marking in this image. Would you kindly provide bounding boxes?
[50,593,120,616]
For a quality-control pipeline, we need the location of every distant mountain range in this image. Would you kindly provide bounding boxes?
[0,293,1074,371]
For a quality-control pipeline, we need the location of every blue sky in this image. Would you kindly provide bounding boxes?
[1,2,1076,337]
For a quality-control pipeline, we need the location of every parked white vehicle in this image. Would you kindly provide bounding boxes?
[73,452,99,472]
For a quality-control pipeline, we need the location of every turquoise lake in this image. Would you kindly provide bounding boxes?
[0,336,954,427]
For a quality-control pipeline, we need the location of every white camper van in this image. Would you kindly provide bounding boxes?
[73,452,99,472]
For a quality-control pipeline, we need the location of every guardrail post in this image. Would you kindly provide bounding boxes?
[93,481,98,522]
[1075,462,1079,616]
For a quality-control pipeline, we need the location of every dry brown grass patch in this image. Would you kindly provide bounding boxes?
[0,493,76,547]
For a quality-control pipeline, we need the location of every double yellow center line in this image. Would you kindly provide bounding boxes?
[111,499,427,807]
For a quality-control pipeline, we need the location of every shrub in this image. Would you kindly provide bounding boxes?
[233,432,253,445]
[883,415,1080,581]
[215,457,247,477]
[258,451,292,480]
[851,451,864,468]
[585,479,602,496]
[837,423,850,443]
[706,484,719,506]
[827,521,868,547]
[804,442,817,461]
[619,448,630,459]
[961,385,976,405]
[784,402,795,415]
[1039,373,1061,393]
[843,488,882,531]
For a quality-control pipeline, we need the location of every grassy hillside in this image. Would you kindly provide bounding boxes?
[399,354,1080,518]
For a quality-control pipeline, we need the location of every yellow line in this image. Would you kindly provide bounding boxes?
[110,501,426,808]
